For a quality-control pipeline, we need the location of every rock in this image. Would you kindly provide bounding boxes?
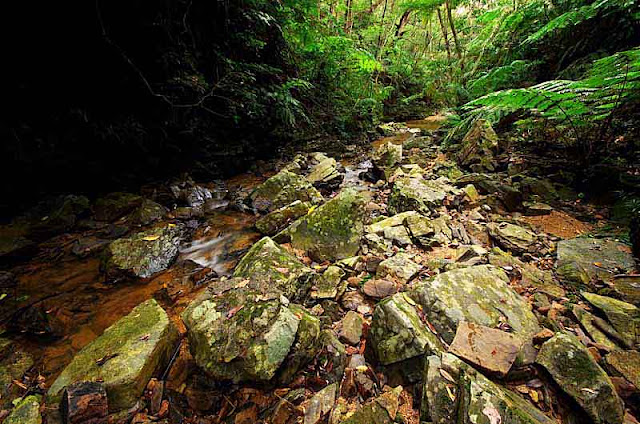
[0,340,34,407]
[582,292,639,347]
[524,201,553,216]
[363,279,398,299]
[339,386,402,424]
[20,195,90,239]
[170,182,213,207]
[255,201,311,236]
[182,287,315,383]
[369,292,444,365]
[312,266,346,300]
[372,142,402,179]
[422,353,554,424]
[457,119,499,172]
[103,223,183,279]
[556,238,635,285]
[382,225,412,246]
[537,332,624,424]
[605,350,640,390]
[412,265,540,346]
[317,331,348,384]
[248,170,323,213]
[277,304,322,383]
[62,381,108,424]
[306,154,344,190]
[376,253,421,283]
[488,247,565,298]
[572,306,620,351]
[286,188,367,262]
[461,184,480,204]
[366,212,419,234]
[610,275,640,306]
[0,229,35,260]
[232,236,315,300]
[448,322,523,377]
[48,299,178,411]
[4,395,41,424]
[487,222,538,254]
[128,199,167,226]
[94,192,143,222]
[304,383,337,424]
[339,311,364,345]
[388,176,456,215]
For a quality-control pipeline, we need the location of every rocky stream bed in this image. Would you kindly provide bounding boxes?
[0,117,639,424]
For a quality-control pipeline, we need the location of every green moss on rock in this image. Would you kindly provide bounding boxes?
[248,170,323,213]
[48,299,178,412]
[4,395,41,424]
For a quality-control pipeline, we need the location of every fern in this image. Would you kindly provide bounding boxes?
[449,48,640,142]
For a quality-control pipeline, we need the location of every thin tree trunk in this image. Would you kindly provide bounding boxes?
[394,10,412,38]
[446,0,463,71]
[437,8,451,63]
[345,0,353,33]
[376,0,389,58]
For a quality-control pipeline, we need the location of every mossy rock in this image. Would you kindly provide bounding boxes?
[182,287,306,383]
[487,222,538,255]
[128,199,167,227]
[276,304,322,384]
[339,386,403,424]
[388,176,455,215]
[48,299,178,412]
[248,170,323,213]
[94,192,144,222]
[4,395,41,424]
[411,265,540,349]
[233,236,315,300]
[556,238,635,285]
[457,119,499,172]
[0,339,34,408]
[103,223,184,279]
[582,292,640,347]
[424,353,554,424]
[255,201,311,236]
[21,195,90,239]
[537,332,624,424]
[285,188,367,262]
[369,292,444,365]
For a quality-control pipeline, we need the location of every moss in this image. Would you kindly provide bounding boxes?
[48,299,178,412]
[4,395,41,424]
[248,170,323,213]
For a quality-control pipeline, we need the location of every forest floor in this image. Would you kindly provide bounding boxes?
[0,117,639,424]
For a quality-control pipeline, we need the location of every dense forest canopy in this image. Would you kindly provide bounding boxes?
[2,0,638,218]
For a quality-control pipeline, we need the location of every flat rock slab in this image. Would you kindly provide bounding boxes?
[582,292,639,347]
[411,265,540,345]
[363,279,398,299]
[233,236,314,300]
[449,322,523,377]
[537,332,624,424]
[304,383,337,424]
[104,223,183,279]
[48,299,178,411]
[556,238,635,285]
[388,176,456,215]
[255,200,311,236]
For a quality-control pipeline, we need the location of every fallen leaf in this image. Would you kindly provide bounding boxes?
[445,384,456,402]
[439,369,456,383]
[142,235,160,241]
[227,305,244,319]
[275,267,290,275]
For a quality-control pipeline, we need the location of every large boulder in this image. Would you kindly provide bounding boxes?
[48,299,178,411]
[369,292,444,365]
[103,223,183,279]
[285,188,367,262]
[556,238,635,285]
[93,192,143,222]
[232,237,315,300]
[247,170,323,214]
[537,332,624,424]
[422,353,554,424]
[182,287,317,383]
[411,265,540,347]
[388,176,456,216]
[255,200,311,236]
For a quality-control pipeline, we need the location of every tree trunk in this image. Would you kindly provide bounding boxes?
[446,0,463,71]
[394,10,412,38]
[437,8,452,63]
[345,0,353,33]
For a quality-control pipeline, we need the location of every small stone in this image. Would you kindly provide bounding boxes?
[312,266,346,300]
[376,253,421,283]
[339,311,364,345]
[449,322,523,377]
[362,279,397,299]
[533,328,555,344]
[62,381,108,424]
[304,383,337,424]
[487,222,537,254]
[523,202,553,216]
